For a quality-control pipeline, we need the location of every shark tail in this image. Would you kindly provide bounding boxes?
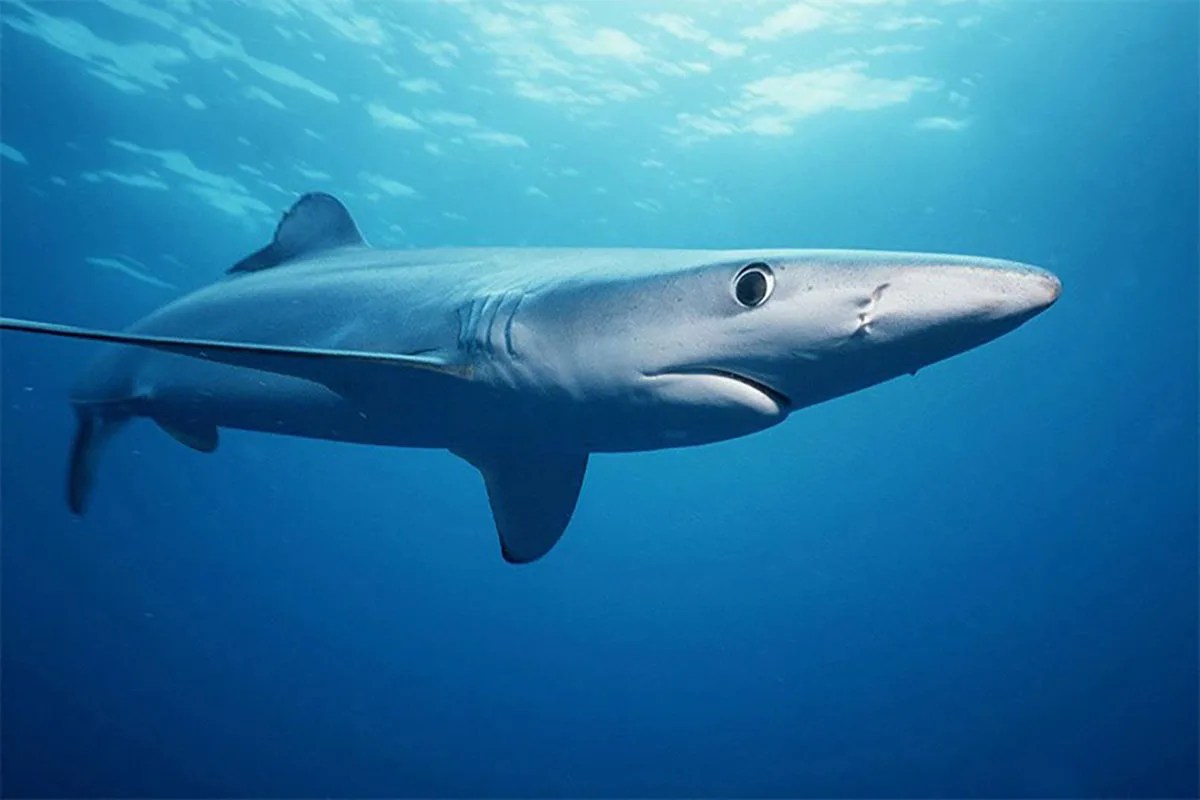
[67,405,129,515]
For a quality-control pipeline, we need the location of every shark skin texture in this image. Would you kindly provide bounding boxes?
[0,193,1061,563]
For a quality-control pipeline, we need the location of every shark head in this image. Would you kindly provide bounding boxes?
[512,249,1061,450]
[647,250,1062,411]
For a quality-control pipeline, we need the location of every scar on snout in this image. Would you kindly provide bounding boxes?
[857,282,891,312]
[855,283,892,333]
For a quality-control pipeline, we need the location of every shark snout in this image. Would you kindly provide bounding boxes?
[869,261,1061,341]
[994,260,1061,313]
[823,258,1063,384]
[969,261,1061,318]
[1032,270,1063,308]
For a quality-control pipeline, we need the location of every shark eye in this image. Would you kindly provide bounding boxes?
[733,263,774,308]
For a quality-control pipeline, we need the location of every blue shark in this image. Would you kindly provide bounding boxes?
[0,193,1061,562]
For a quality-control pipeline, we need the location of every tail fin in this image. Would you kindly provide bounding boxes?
[68,409,126,515]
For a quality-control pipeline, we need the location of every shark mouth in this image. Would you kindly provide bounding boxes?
[650,367,792,411]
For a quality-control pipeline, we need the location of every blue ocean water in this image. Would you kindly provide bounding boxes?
[1,1,1197,797]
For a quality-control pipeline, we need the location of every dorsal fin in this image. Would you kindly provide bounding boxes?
[229,192,368,274]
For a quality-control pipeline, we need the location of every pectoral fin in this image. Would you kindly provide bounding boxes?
[456,449,589,564]
[0,317,471,391]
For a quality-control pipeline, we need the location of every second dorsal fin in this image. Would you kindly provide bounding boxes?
[229,192,368,274]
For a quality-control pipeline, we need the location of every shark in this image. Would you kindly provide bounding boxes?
[0,193,1061,563]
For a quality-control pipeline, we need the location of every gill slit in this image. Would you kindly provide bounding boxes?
[456,290,526,382]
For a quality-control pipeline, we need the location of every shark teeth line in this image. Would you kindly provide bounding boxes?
[647,367,792,411]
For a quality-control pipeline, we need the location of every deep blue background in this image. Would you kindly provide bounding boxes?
[2,2,1197,797]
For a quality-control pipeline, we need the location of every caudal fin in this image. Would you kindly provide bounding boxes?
[68,409,126,515]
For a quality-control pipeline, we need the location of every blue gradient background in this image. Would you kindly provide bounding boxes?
[1,2,1196,797]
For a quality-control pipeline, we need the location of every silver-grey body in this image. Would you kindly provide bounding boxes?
[76,246,1056,454]
[78,247,784,454]
[4,193,1061,562]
